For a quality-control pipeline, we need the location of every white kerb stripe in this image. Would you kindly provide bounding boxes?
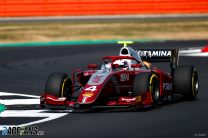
[0,99,40,105]
[0,92,39,98]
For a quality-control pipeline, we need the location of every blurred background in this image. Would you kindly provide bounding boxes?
[0,0,208,44]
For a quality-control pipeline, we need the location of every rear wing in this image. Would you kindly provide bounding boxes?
[137,49,179,70]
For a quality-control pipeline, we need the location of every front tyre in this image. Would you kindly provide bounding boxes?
[173,66,199,100]
[45,72,72,100]
[133,72,160,105]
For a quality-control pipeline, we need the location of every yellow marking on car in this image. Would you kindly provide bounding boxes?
[149,74,158,101]
[83,92,94,97]
[149,74,157,91]
[117,41,133,47]
[143,61,151,68]
[136,96,141,102]
[61,78,68,97]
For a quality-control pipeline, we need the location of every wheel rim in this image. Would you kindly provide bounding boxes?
[154,86,160,101]
[150,75,160,103]
[192,71,199,96]
[61,78,72,99]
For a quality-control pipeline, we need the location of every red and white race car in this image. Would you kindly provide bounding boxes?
[40,42,199,111]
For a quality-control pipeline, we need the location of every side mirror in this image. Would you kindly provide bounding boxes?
[131,64,142,68]
[88,64,98,69]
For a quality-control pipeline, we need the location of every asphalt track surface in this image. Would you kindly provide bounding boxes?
[0,40,208,138]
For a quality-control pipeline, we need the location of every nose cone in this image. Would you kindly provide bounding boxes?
[77,85,103,104]
[79,92,96,104]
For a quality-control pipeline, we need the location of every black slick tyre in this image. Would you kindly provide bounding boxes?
[45,72,72,100]
[173,66,199,100]
[133,72,160,105]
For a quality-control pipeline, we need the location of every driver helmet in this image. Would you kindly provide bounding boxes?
[113,60,129,70]
[104,62,111,70]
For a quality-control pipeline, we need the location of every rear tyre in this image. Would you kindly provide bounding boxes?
[133,72,160,105]
[173,66,199,100]
[45,72,72,100]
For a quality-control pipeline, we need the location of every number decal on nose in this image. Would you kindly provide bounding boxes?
[85,86,97,92]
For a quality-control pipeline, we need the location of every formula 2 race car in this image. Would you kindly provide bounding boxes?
[40,41,199,111]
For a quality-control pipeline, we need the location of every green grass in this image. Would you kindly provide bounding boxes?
[0,18,208,43]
